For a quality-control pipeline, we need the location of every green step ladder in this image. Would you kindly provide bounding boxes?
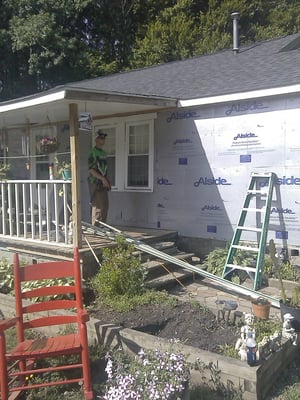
[222,172,276,290]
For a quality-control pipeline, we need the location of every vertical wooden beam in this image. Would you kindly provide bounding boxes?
[69,103,82,248]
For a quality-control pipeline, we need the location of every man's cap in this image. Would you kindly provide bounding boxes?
[96,129,107,138]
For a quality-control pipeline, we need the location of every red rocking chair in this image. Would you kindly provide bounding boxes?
[0,248,94,400]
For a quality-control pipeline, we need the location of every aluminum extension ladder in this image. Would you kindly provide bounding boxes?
[222,172,276,290]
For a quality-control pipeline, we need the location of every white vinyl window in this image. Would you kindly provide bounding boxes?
[125,121,153,189]
[94,116,154,192]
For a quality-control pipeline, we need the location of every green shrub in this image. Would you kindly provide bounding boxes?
[91,235,147,303]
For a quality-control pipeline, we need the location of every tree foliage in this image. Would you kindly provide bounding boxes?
[131,0,200,68]
[0,0,299,101]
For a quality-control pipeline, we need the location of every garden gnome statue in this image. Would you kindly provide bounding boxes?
[282,313,298,345]
[235,312,259,361]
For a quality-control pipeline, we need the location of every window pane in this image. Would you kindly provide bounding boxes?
[129,124,149,154]
[127,155,148,186]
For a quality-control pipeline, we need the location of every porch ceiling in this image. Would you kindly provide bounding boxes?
[0,88,177,130]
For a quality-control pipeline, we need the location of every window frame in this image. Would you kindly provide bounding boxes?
[125,119,154,191]
[94,114,155,192]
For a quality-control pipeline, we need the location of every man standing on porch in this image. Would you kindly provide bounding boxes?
[88,130,111,225]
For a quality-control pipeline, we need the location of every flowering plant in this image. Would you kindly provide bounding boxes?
[39,136,57,145]
[101,342,190,400]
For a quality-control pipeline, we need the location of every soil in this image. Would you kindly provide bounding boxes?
[91,301,239,353]
[90,300,300,399]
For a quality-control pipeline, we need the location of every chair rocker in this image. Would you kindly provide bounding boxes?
[0,247,94,400]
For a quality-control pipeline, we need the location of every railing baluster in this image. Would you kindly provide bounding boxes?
[1,183,6,235]
[0,180,72,246]
[8,183,13,235]
[22,183,27,238]
[45,183,50,241]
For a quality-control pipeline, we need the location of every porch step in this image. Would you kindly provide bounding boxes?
[141,241,200,290]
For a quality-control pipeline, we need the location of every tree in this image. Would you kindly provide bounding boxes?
[1,0,300,100]
[131,0,201,68]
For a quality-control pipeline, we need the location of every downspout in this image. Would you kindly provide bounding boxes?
[231,12,240,55]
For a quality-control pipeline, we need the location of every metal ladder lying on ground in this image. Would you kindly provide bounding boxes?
[222,172,276,290]
[82,219,280,308]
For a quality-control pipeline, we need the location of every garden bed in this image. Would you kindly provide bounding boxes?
[1,293,299,400]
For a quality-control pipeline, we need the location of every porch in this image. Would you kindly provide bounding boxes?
[0,180,178,274]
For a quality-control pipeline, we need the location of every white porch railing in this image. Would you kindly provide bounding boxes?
[0,180,72,246]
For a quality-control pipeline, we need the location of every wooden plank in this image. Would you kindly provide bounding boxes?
[69,103,82,248]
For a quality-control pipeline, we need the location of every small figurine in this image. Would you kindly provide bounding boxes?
[237,341,247,361]
[235,312,259,361]
[269,331,282,352]
[282,313,298,346]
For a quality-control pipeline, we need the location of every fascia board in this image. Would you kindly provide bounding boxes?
[0,91,66,113]
[179,84,300,107]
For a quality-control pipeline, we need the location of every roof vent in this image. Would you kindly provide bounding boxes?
[231,12,240,54]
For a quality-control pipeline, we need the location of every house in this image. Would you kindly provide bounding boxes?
[1,31,300,260]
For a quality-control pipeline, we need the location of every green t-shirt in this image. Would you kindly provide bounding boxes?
[88,147,108,184]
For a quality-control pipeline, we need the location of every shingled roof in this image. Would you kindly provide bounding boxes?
[66,33,300,101]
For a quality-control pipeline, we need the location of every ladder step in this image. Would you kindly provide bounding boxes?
[231,245,259,252]
[251,172,273,178]
[247,190,268,195]
[237,226,262,232]
[242,207,265,212]
[225,264,257,273]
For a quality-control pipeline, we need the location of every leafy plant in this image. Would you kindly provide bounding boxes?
[217,344,239,359]
[0,256,75,300]
[91,235,148,310]
[0,163,11,173]
[202,244,256,282]
[54,157,71,177]
[269,241,300,308]
[0,257,14,293]
[253,317,282,343]
[102,342,190,400]
[202,246,228,276]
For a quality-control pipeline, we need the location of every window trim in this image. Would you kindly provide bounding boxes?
[93,114,156,193]
[125,119,154,191]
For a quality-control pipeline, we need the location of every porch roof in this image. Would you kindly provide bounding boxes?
[0,87,177,130]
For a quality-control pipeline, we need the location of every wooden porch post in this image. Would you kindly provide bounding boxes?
[69,103,82,248]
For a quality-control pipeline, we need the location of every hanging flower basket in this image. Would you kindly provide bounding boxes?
[38,137,59,154]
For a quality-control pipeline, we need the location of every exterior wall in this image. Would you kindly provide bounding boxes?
[108,93,300,248]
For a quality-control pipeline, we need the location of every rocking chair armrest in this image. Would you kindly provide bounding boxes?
[0,317,19,332]
[78,309,90,323]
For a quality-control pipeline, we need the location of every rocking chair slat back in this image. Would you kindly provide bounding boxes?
[23,299,77,314]
[0,247,94,400]
[22,285,76,299]
[23,315,78,330]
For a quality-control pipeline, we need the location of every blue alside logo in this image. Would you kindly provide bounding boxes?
[271,207,295,214]
[173,138,193,145]
[260,176,300,186]
[234,132,257,140]
[225,101,268,116]
[167,110,200,123]
[194,176,231,186]
[201,205,222,211]
[157,177,173,185]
